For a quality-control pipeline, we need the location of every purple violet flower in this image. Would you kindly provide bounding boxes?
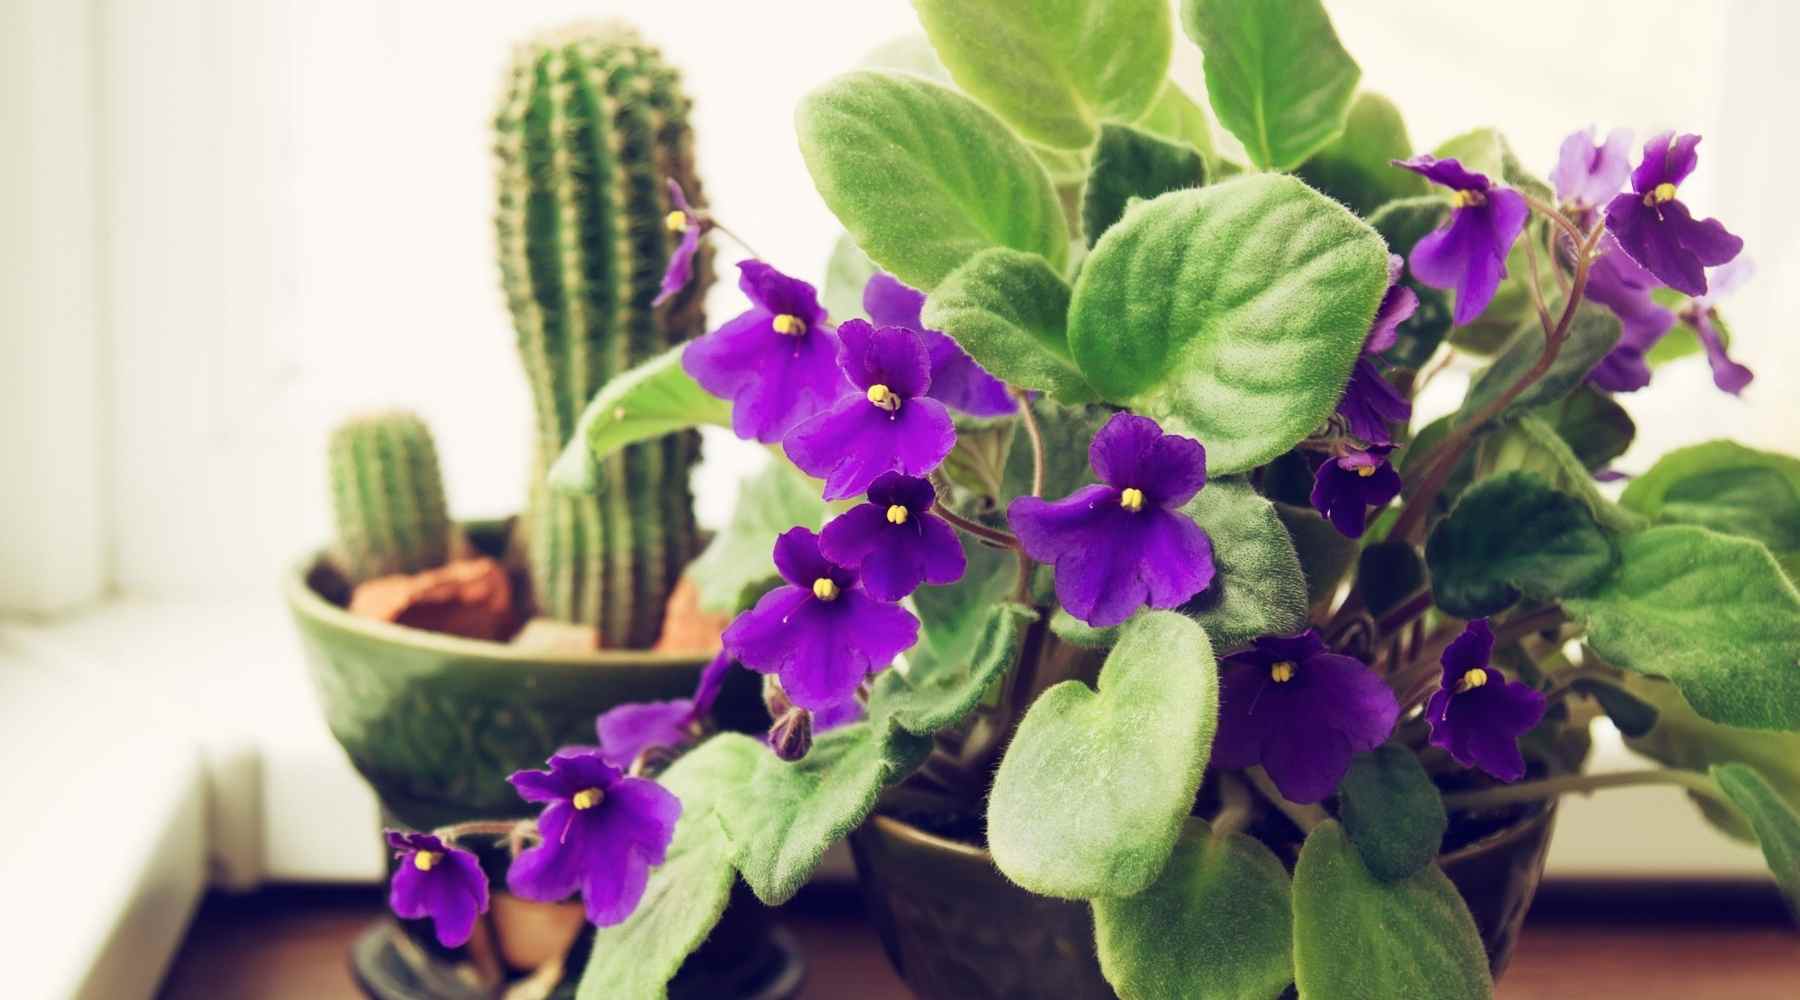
[818,471,965,601]
[1682,258,1755,395]
[865,273,1017,417]
[1007,412,1216,628]
[1310,446,1403,539]
[1425,619,1548,782]
[653,180,706,307]
[1211,630,1400,804]
[782,320,958,501]
[1363,254,1420,356]
[1551,127,1634,217]
[1338,359,1412,447]
[506,750,680,927]
[385,831,490,948]
[595,649,734,768]
[723,527,920,712]
[1603,132,1743,297]
[1585,234,1677,394]
[1392,155,1530,325]
[683,261,850,444]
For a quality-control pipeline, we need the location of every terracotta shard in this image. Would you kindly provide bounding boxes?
[349,557,516,641]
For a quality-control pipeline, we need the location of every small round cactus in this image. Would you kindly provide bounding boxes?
[328,411,453,583]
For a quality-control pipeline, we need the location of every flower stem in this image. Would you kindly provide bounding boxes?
[1247,766,1328,833]
[1520,225,1557,339]
[1012,392,1048,604]
[1212,772,1255,837]
[1441,768,1727,813]
[934,503,1019,548]
[433,819,531,844]
[1374,588,1434,635]
[709,220,765,261]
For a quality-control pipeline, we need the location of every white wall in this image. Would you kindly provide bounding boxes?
[71,0,1800,600]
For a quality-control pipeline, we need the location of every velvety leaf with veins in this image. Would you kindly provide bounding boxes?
[549,345,729,494]
[1477,416,1645,535]
[1092,820,1293,1000]
[1296,91,1426,217]
[988,612,1218,898]
[870,602,1036,735]
[1530,385,1636,474]
[1066,176,1390,474]
[912,0,1172,150]
[1292,822,1493,1000]
[1081,124,1207,248]
[1621,441,1800,582]
[923,248,1097,404]
[1336,747,1448,882]
[1180,0,1360,172]
[1178,478,1308,652]
[797,71,1067,291]
[1459,304,1622,424]
[1711,763,1800,911]
[1566,526,1800,731]
[1425,471,1618,619]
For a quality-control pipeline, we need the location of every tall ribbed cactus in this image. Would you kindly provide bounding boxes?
[494,23,708,647]
[328,411,454,583]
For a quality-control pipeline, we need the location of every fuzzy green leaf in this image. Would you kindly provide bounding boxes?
[912,531,1016,664]
[1082,124,1208,248]
[923,248,1097,403]
[550,346,728,494]
[1133,80,1218,164]
[1712,763,1800,911]
[1179,478,1308,651]
[1566,526,1800,731]
[988,612,1218,898]
[1277,503,1361,607]
[1067,176,1389,474]
[576,740,751,1000]
[797,71,1067,291]
[714,725,933,905]
[1622,674,1799,841]
[1459,304,1622,424]
[1476,416,1645,535]
[1531,385,1636,473]
[1337,747,1448,882]
[872,602,1036,735]
[1621,441,1800,581]
[939,418,1016,501]
[821,232,879,324]
[1180,0,1360,172]
[688,461,830,613]
[1093,821,1293,1000]
[1296,92,1426,216]
[1571,677,1660,738]
[1426,471,1618,619]
[912,0,1172,150]
[1292,821,1493,1000]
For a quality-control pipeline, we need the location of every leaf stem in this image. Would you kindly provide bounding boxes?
[1374,588,1435,636]
[933,503,1019,549]
[1247,766,1328,833]
[1212,772,1255,837]
[1441,768,1728,813]
[1011,392,1048,603]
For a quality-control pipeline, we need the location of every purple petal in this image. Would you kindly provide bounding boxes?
[1262,725,1355,805]
[1629,132,1701,194]
[782,393,957,501]
[582,853,653,927]
[682,307,850,443]
[1364,266,1418,355]
[653,226,701,307]
[1605,194,1743,298]
[1695,257,1754,308]
[1008,488,1215,628]
[389,847,489,948]
[508,768,571,805]
[818,502,965,602]
[921,329,1018,416]
[1431,678,1547,782]
[738,260,827,322]
[692,649,732,718]
[1337,359,1412,446]
[1693,313,1754,395]
[1551,127,1633,208]
[596,699,695,767]
[666,178,694,215]
[1212,648,1398,803]
[1088,412,1208,507]
[838,320,932,398]
[770,526,849,591]
[813,696,866,732]
[1439,619,1495,682]
[866,471,936,512]
[1310,456,1402,539]
[725,586,918,711]
[863,272,925,329]
[506,802,585,902]
[1393,155,1491,192]
[1409,188,1529,325]
[1210,664,1277,771]
[1585,238,1678,354]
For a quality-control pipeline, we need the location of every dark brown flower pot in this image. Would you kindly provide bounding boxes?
[848,804,1558,1000]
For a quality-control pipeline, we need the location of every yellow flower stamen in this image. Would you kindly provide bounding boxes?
[886,504,909,525]
[413,850,440,872]
[664,209,689,232]
[1119,487,1146,512]
[1450,189,1486,210]
[866,383,901,412]
[1456,667,1490,694]
[1356,464,1377,478]
[572,787,604,810]
[812,577,840,601]
[771,313,806,336]
[1644,182,1678,207]
[1270,661,1296,683]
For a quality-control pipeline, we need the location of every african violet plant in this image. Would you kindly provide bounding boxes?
[381,2,1800,997]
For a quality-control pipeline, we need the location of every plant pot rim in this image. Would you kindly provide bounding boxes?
[284,546,713,669]
[864,794,1555,868]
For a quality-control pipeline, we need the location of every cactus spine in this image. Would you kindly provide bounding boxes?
[494,24,708,647]
[328,411,454,583]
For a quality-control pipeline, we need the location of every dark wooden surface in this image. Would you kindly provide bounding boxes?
[157,880,1799,999]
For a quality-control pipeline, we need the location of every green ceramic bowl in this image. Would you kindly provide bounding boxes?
[283,520,760,830]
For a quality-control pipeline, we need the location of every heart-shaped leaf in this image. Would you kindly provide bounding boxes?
[871,602,1036,735]
[1426,471,1619,618]
[1531,385,1636,473]
[1296,91,1426,217]
[1622,441,1800,582]
[1711,763,1800,910]
[687,461,831,613]
[1336,747,1448,882]
[797,71,1067,291]
[988,611,1218,898]
[1082,124,1208,248]
[1179,478,1308,651]
[550,346,729,494]
[1067,176,1389,474]
[1180,0,1360,172]
[1459,304,1622,424]
[713,724,933,905]
[912,0,1172,150]
[1476,416,1645,535]
[1567,526,1800,731]
[1092,820,1293,1000]
[1622,674,1799,841]
[1292,821,1493,1000]
[923,247,1098,403]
